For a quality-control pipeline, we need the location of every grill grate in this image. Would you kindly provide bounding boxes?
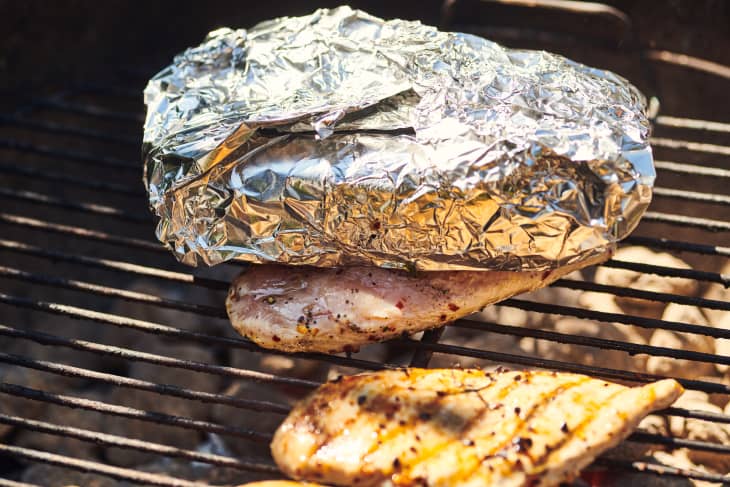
[1,2,730,486]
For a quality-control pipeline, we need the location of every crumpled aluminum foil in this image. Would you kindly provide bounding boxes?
[143,6,654,271]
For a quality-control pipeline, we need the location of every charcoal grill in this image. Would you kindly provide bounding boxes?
[0,0,729,485]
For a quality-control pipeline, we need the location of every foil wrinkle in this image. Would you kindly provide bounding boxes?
[143,6,654,271]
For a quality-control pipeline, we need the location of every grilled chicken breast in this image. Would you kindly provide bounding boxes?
[271,368,682,487]
[226,253,607,353]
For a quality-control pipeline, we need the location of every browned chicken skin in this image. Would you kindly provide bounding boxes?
[226,253,608,353]
[271,368,682,487]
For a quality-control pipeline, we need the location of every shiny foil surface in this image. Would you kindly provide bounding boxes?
[143,6,654,271]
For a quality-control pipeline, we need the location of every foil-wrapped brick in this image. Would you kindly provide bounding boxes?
[143,6,653,271]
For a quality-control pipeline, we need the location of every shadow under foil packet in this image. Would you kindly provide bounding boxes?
[142,5,653,271]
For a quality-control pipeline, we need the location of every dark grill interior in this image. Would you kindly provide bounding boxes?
[0,1,729,485]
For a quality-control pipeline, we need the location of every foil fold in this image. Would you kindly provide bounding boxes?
[143,6,654,271]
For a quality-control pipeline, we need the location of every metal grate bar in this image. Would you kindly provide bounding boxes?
[1,358,728,456]
[0,265,227,319]
[0,162,143,196]
[0,479,39,487]
[660,406,730,425]
[4,290,727,394]
[7,350,727,427]
[396,337,730,395]
[3,208,726,289]
[0,239,229,291]
[647,49,730,80]
[624,235,730,258]
[651,137,730,156]
[0,383,272,443]
[1,235,726,323]
[0,313,395,379]
[0,213,163,253]
[552,278,730,312]
[33,99,143,123]
[0,413,278,473]
[0,138,138,171]
[0,187,149,223]
[655,115,730,133]
[11,241,730,341]
[629,431,730,454]
[0,352,290,415]
[603,259,730,286]
[455,319,730,367]
[409,327,446,367]
[0,323,320,390]
[0,114,138,145]
[596,458,730,484]
[0,443,210,487]
[5,298,730,416]
[655,160,730,179]
[502,298,730,339]
[643,211,730,232]
[3,84,730,486]
[9,343,730,429]
[8,285,730,380]
[653,186,730,206]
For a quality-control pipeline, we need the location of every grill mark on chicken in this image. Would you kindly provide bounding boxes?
[271,369,683,487]
[526,387,627,481]
[309,371,479,483]
[309,382,399,460]
[376,372,525,482]
[441,378,591,485]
